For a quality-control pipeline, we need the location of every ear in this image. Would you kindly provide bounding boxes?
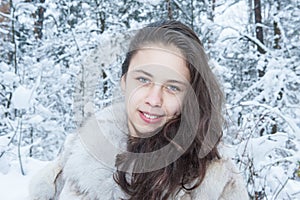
[120,75,126,92]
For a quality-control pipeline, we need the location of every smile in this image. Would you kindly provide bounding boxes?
[139,111,164,123]
[143,112,159,119]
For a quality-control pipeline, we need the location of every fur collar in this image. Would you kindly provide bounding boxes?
[59,103,128,199]
[29,103,248,199]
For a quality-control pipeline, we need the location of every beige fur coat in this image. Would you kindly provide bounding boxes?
[29,104,249,200]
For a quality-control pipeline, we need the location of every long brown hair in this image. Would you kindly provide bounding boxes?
[114,20,224,200]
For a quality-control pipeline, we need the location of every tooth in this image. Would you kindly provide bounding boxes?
[144,113,158,119]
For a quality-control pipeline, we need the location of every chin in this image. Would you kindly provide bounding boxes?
[133,125,164,138]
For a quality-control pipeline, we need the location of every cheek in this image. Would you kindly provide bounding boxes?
[165,95,184,116]
[125,85,145,105]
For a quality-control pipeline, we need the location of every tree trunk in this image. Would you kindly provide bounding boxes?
[0,1,10,23]
[8,0,16,72]
[248,0,253,28]
[206,0,215,51]
[273,1,281,49]
[0,1,11,56]
[5,0,16,117]
[34,0,46,39]
[253,0,265,54]
[166,0,173,20]
[94,0,105,33]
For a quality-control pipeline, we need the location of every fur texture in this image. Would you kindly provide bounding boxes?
[29,104,249,199]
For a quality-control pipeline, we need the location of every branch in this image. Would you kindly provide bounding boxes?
[240,101,300,139]
[0,11,15,21]
[272,177,289,200]
[242,33,268,53]
[17,118,25,175]
[173,0,192,21]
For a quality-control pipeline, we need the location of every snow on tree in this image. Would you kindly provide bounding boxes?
[0,0,299,199]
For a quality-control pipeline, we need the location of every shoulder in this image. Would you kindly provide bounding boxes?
[205,158,242,190]
[59,114,127,199]
[29,103,127,199]
[191,158,249,200]
[57,102,128,168]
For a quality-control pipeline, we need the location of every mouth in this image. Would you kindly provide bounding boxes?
[139,111,164,123]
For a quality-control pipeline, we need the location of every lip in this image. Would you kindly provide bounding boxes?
[139,111,164,124]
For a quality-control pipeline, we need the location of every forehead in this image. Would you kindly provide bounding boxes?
[128,45,190,82]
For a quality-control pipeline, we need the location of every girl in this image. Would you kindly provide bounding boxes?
[29,20,249,199]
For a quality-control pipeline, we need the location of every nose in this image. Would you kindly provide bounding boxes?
[145,84,163,107]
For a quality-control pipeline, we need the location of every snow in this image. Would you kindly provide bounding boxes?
[136,0,161,6]
[11,85,34,110]
[0,158,47,200]
[0,61,10,71]
[240,101,300,139]
[214,0,248,44]
[27,115,44,125]
[1,0,300,199]
[1,71,19,85]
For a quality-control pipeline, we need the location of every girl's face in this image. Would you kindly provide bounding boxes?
[121,45,190,137]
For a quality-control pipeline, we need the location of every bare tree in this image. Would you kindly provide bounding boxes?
[273,0,281,49]
[166,0,173,20]
[253,0,265,54]
[94,0,106,33]
[0,1,11,62]
[34,0,46,39]
[207,0,216,50]
[0,1,10,24]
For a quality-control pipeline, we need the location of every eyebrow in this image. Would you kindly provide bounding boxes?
[132,69,153,77]
[132,69,188,86]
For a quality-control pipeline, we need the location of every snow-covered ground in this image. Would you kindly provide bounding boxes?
[0,158,47,200]
[1,136,299,199]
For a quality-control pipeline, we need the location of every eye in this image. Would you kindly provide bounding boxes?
[166,85,180,93]
[137,77,150,84]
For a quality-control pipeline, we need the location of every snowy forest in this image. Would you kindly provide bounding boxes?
[0,0,299,199]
